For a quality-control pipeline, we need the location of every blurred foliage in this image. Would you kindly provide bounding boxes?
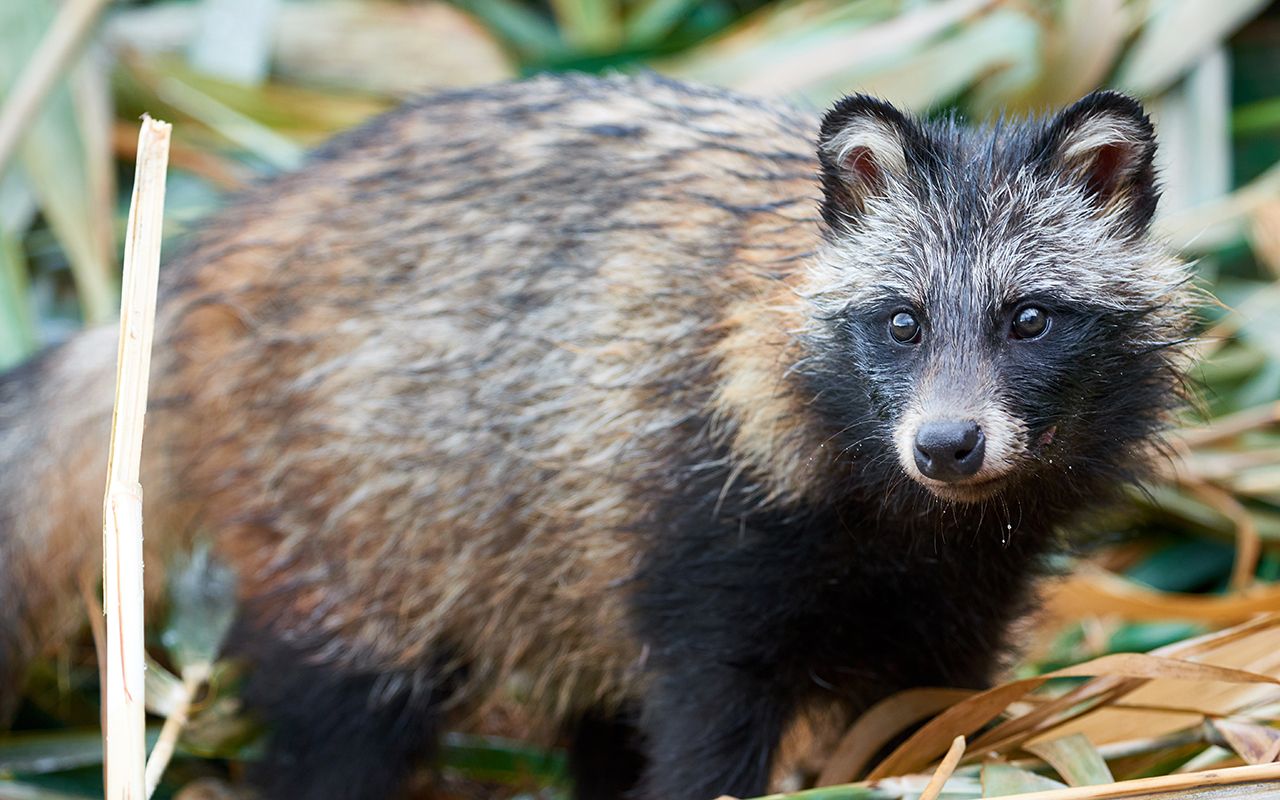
[1,0,1279,798]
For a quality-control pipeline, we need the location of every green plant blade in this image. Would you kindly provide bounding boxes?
[0,0,117,324]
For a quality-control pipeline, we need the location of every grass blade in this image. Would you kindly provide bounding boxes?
[1116,0,1268,95]
[0,0,117,323]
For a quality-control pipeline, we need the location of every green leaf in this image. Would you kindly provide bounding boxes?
[1108,621,1206,654]
[438,733,568,786]
[746,783,901,800]
[1115,0,1269,95]
[625,0,699,47]
[0,779,95,800]
[161,542,237,676]
[0,728,160,775]
[0,0,117,324]
[1234,96,1280,137]
[151,75,304,171]
[0,226,35,367]
[1124,539,1235,593]
[548,0,622,52]
[452,0,566,64]
[980,762,1068,796]
[144,655,185,718]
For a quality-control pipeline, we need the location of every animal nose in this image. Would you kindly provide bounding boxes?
[914,421,985,481]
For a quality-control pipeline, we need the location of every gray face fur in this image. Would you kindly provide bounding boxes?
[801,92,1190,503]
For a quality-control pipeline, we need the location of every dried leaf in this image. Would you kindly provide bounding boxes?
[1210,719,1280,765]
[818,688,972,785]
[1043,567,1280,625]
[274,1,513,94]
[868,651,1280,778]
[1025,733,1114,787]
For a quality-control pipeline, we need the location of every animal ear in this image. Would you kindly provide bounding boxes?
[817,95,917,232]
[1036,91,1158,234]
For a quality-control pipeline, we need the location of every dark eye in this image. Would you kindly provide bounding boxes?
[889,311,921,344]
[1011,306,1049,340]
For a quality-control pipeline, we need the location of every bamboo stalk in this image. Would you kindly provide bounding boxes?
[978,760,1280,800]
[102,115,171,800]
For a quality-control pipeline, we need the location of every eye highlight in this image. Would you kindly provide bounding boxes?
[1011,306,1050,340]
[889,311,921,344]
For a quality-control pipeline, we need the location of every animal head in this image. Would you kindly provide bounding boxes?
[800,92,1192,506]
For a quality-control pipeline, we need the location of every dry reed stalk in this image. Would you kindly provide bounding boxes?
[0,0,112,176]
[1179,479,1261,592]
[988,760,1280,799]
[102,115,171,800]
[918,736,964,800]
[1178,400,1280,448]
[144,666,209,797]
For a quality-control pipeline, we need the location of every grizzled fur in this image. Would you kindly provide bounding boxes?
[0,75,1190,800]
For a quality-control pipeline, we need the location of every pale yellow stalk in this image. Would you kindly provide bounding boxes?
[918,737,965,800]
[992,761,1280,800]
[103,115,170,800]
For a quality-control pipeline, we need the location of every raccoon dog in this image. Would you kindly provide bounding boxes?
[0,75,1190,800]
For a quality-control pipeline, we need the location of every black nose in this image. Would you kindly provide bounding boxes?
[914,421,985,481]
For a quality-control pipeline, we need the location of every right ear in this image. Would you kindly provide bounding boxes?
[1031,91,1159,236]
[818,95,917,232]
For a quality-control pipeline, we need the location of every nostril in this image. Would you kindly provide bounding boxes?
[913,421,985,481]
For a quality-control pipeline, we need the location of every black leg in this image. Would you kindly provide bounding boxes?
[636,667,791,800]
[230,623,456,800]
[0,633,25,727]
[0,563,31,726]
[568,709,647,800]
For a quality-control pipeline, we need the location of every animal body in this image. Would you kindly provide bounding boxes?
[0,75,1190,800]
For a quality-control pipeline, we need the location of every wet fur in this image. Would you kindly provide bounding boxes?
[0,75,1191,798]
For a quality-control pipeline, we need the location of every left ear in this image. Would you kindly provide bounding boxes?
[1034,91,1158,234]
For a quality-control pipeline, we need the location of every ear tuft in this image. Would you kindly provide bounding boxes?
[817,95,915,233]
[1037,91,1158,234]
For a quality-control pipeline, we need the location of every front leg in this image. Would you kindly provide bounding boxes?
[627,503,822,800]
[638,664,793,800]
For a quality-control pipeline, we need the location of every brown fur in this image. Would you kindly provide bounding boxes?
[3,74,827,723]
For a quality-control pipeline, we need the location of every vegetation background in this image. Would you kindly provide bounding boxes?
[1,0,1279,798]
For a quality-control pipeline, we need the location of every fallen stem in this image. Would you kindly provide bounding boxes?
[143,665,209,798]
[918,736,964,800]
